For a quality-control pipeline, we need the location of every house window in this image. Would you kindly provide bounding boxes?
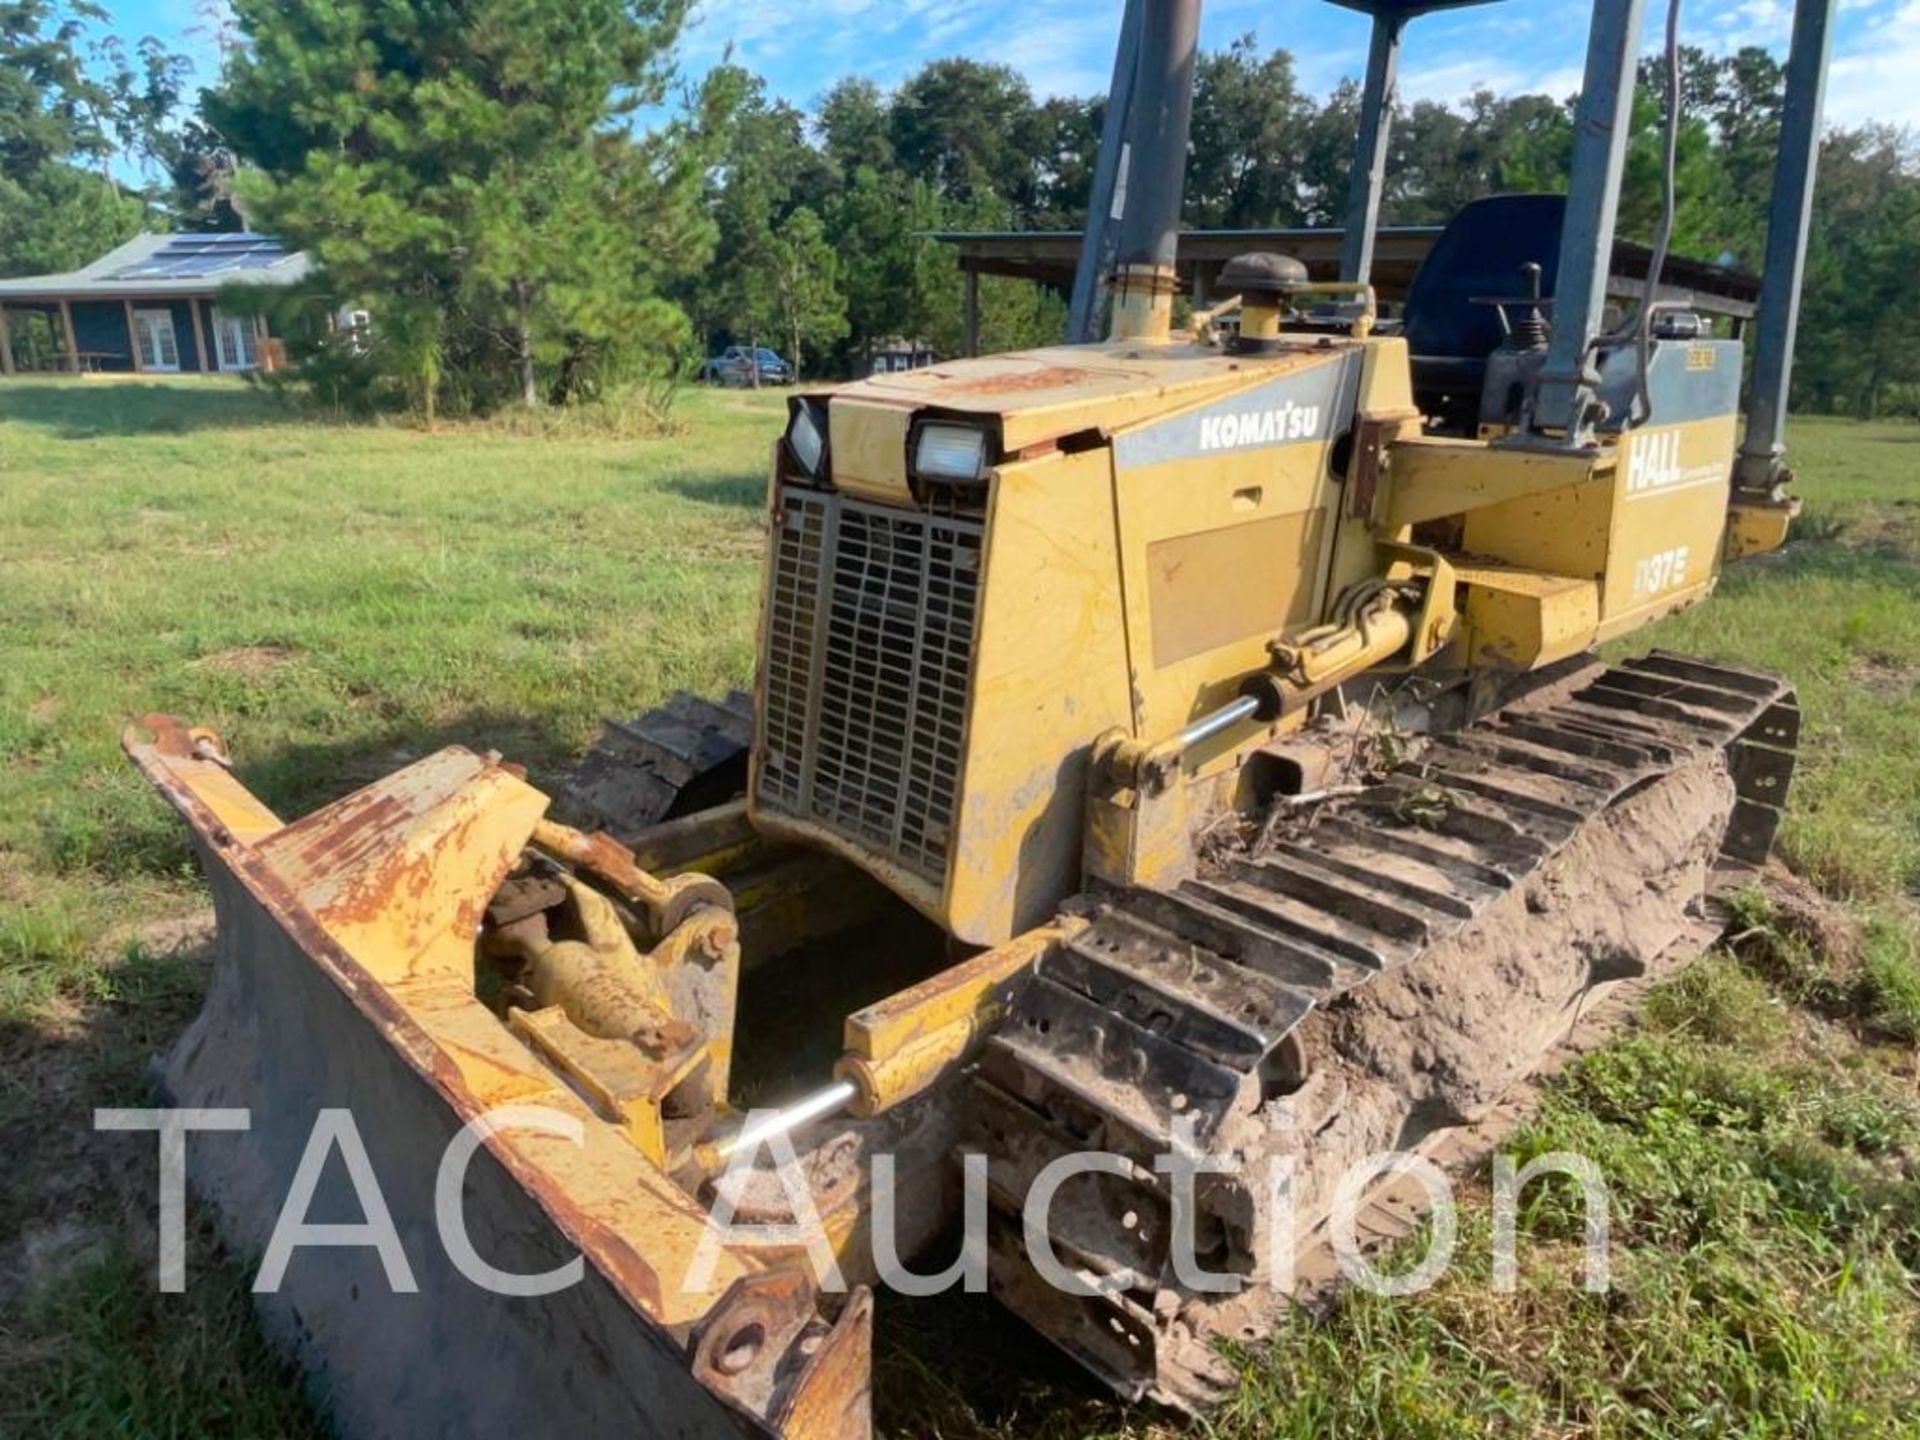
[211,307,259,371]
[133,309,181,372]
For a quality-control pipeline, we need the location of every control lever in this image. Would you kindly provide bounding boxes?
[1471,261,1553,349]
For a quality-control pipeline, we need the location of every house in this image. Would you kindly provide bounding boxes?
[866,336,937,375]
[0,232,310,377]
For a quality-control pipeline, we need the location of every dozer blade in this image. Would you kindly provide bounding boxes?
[124,715,870,1440]
[965,653,1798,1409]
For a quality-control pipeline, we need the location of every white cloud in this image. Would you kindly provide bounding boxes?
[1824,0,1920,126]
[985,8,1127,98]
[675,0,1127,102]
[1712,0,1795,48]
[679,0,951,73]
[1399,58,1586,107]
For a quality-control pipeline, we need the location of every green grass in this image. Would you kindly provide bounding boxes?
[0,378,773,1022]
[11,1232,325,1440]
[0,377,778,1432]
[3,382,1918,1437]
[1629,420,1920,901]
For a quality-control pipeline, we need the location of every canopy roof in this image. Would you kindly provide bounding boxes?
[935,225,1760,322]
[1325,0,1506,15]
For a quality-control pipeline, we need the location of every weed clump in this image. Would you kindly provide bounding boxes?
[1644,951,1787,1048]
[1724,883,1920,1043]
[1860,918,1920,1043]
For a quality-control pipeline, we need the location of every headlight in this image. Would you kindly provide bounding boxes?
[913,423,990,484]
[785,399,826,476]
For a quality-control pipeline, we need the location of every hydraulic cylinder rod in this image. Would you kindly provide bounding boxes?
[709,1079,859,1161]
[1175,695,1261,750]
[1100,590,1420,794]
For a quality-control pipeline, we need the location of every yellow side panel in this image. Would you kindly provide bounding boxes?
[1598,415,1736,634]
[1462,477,1615,580]
[1120,448,1333,740]
[1146,510,1326,667]
[945,448,1133,944]
[1454,415,1736,657]
[1112,399,1342,742]
[1457,566,1601,670]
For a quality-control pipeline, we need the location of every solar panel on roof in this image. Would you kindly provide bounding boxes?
[110,234,288,280]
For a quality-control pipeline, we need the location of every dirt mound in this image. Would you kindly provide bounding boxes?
[1755,862,1865,976]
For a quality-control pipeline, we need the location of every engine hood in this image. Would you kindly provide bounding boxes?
[827,338,1360,452]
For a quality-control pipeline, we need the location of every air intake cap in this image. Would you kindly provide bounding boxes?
[1219,251,1309,298]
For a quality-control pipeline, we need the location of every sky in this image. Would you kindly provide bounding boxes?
[114,0,1920,132]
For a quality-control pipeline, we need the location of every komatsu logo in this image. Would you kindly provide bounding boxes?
[1626,428,1726,498]
[1198,400,1325,452]
[1113,360,1356,470]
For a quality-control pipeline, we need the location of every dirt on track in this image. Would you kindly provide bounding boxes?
[1158,753,1743,1389]
[1288,758,1737,1188]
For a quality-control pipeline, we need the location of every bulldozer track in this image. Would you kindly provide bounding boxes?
[962,651,1799,1405]
[557,689,755,845]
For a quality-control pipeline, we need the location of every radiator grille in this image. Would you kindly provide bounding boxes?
[758,488,983,882]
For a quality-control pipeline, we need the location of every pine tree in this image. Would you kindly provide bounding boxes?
[827,165,917,369]
[767,207,846,381]
[209,0,714,412]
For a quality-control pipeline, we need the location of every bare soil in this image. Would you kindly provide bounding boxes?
[189,644,302,675]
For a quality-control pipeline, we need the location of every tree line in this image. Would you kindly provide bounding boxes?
[3,0,1917,418]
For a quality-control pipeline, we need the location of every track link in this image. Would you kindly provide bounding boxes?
[962,651,1798,1407]
[556,689,754,844]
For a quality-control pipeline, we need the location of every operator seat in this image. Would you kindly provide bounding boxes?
[1401,193,1566,434]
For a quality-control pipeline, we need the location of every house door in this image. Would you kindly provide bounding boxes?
[211,308,258,372]
[133,309,181,372]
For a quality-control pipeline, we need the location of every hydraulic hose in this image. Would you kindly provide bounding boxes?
[1618,0,1686,423]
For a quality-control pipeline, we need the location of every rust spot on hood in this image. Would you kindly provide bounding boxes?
[932,365,1095,395]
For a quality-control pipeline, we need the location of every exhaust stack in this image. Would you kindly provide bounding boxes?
[1107,0,1202,343]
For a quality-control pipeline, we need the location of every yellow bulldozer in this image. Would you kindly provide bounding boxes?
[125,0,1834,1433]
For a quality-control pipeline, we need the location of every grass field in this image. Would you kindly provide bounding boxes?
[1,377,1916,1437]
